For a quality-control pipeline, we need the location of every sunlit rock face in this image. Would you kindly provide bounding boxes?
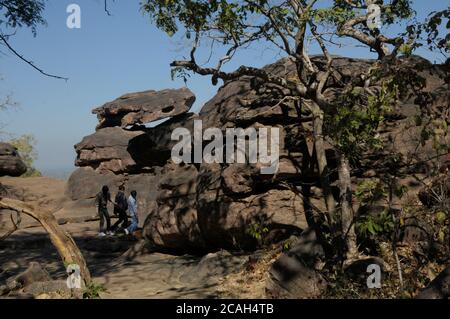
[92,88,195,130]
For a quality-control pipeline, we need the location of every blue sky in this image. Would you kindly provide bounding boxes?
[0,0,448,175]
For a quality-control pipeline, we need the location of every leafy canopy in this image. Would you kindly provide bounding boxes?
[0,0,47,35]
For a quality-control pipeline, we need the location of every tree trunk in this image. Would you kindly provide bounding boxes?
[0,197,91,286]
[337,153,358,259]
[311,105,337,226]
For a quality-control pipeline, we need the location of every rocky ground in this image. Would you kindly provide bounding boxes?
[0,173,448,299]
[0,223,258,299]
[0,176,269,299]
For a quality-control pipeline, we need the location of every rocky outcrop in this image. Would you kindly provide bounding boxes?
[73,113,198,174]
[416,265,450,299]
[266,228,327,298]
[67,56,449,253]
[0,143,27,177]
[144,162,308,252]
[92,88,195,130]
[75,127,146,174]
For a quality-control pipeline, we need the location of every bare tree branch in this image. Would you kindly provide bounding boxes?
[0,34,68,81]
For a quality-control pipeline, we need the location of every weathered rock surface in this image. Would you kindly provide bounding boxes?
[23,280,74,299]
[416,265,450,299]
[67,55,448,254]
[92,88,195,129]
[75,127,146,174]
[0,262,51,296]
[180,250,248,284]
[143,161,308,252]
[265,228,327,298]
[65,167,161,224]
[0,143,27,177]
[266,252,327,298]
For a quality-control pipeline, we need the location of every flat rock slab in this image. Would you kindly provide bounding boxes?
[92,88,195,129]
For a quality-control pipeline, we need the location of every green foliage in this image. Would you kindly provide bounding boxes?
[423,9,450,52]
[0,0,47,35]
[247,223,269,242]
[141,0,251,37]
[323,0,415,29]
[7,134,41,177]
[419,119,448,154]
[327,79,397,163]
[402,8,449,53]
[356,210,395,239]
[435,209,448,244]
[313,7,355,27]
[355,179,386,204]
[356,177,409,207]
[281,239,292,252]
[381,0,415,23]
[83,282,106,299]
[398,43,413,56]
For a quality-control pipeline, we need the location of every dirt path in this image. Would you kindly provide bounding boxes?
[0,176,263,299]
[0,220,250,299]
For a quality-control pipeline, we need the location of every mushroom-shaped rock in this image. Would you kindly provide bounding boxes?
[92,88,196,129]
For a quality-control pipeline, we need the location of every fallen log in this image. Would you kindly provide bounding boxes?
[0,197,91,286]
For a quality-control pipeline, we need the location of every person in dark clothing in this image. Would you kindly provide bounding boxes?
[95,185,112,236]
[111,185,128,232]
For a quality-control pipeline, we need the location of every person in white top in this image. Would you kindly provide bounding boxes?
[125,190,139,235]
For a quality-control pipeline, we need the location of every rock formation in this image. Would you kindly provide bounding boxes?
[67,55,449,253]
[92,88,195,130]
[0,143,27,177]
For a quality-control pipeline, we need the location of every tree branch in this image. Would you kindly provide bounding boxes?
[0,197,91,285]
[0,34,68,81]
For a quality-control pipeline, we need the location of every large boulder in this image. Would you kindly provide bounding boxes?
[0,143,27,177]
[265,229,327,299]
[266,256,327,298]
[65,167,161,225]
[143,164,204,252]
[0,262,51,296]
[66,167,123,201]
[92,88,195,129]
[144,162,308,252]
[75,127,146,174]
[416,265,450,299]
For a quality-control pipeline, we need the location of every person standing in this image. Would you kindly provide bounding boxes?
[95,185,112,236]
[111,185,128,232]
[125,190,139,235]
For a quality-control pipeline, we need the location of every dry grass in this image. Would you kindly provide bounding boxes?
[216,249,281,299]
